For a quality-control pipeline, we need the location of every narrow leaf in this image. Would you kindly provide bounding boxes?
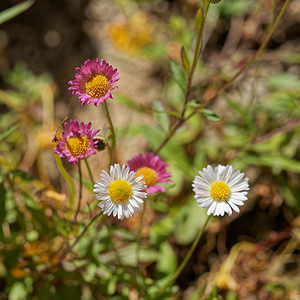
[170,59,187,93]
[0,0,34,25]
[188,99,202,108]
[195,8,204,34]
[201,108,222,122]
[180,46,190,74]
[0,123,19,141]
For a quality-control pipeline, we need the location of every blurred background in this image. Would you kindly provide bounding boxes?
[1,0,300,299]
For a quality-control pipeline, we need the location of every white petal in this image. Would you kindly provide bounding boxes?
[207,201,217,215]
[228,201,240,213]
[197,198,213,208]
[229,198,244,206]
[230,193,248,201]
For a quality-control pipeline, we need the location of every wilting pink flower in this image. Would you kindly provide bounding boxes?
[53,119,100,164]
[68,58,119,106]
[127,153,172,194]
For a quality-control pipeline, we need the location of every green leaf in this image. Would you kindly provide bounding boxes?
[221,0,255,17]
[264,283,286,292]
[10,169,32,181]
[195,8,204,34]
[0,123,20,141]
[267,73,300,91]
[170,59,187,93]
[9,282,28,300]
[284,53,300,64]
[201,108,222,122]
[188,99,202,108]
[150,217,174,245]
[107,276,117,295]
[97,242,157,267]
[174,198,207,245]
[0,0,34,25]
[152,100,170,133]
[236,154,300,173]
[280,180,300,213]
[156,242,177,277]
[180,46,190,74]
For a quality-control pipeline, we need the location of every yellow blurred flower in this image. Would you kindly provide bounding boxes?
[11,268,30,278]
[108,12,153,54]
[24,242,47,257]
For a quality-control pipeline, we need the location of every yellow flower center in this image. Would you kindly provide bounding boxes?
[84,74,110,98]
[108,180,132,204]
[210,181,231,201]
[66,135,89,157]
[136,167,157,187]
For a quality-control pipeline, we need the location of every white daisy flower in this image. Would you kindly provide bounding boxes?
[192,165,249,216]
[93,164,147,220]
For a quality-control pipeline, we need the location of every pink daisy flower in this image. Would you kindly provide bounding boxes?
[127,153,172,194]
[53,119,100,164]
[68,58,119,106]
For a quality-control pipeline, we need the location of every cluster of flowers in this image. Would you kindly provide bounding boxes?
[53,58,249,220]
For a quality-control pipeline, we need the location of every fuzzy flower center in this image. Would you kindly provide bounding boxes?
[108,180,132,204]
[210,181,231,201]
[136,167,158,187]
[66,135,89,157]
[84,74,110,98]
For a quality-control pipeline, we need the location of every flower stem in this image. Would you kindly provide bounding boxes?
[74,160,82,224]
[84,158,95,185]
[104,101,116,164]
[154,214,212,298]
[135,200,147,270]
[55,154,75,210]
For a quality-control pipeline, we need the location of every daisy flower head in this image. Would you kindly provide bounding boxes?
[53,119,100,164]
[93,164,147,220]
[127,153,172,194]
[192,165,249,216]
[68,58,119,106]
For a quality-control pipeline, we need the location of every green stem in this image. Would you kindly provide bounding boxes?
[74,160,82,224]
[55,154,75,210]
[135,200,147,270]
[155,215,212,298]
[181,1,210,119]
[104,101,116,164]
[84,158,95,185]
